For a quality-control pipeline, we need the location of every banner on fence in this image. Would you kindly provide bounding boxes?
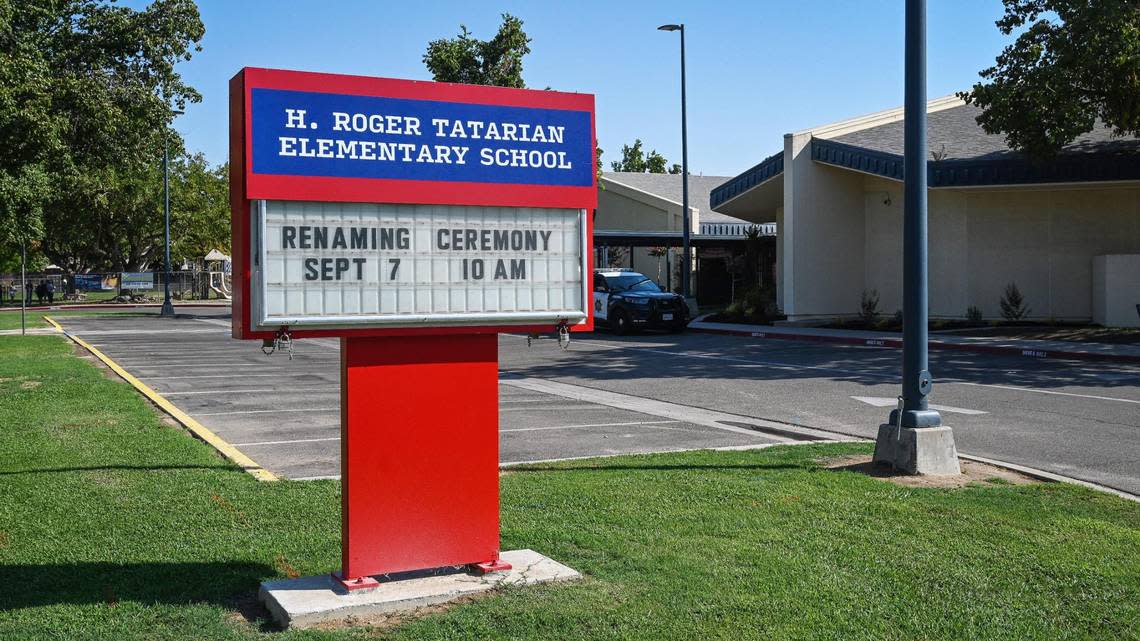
[75,274,119,291]
[120,272,155,290]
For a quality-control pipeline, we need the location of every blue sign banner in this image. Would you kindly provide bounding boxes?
[75,274,118,291]
[250,89,594,187]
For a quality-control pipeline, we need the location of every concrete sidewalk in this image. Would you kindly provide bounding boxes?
[690,320,1140,363]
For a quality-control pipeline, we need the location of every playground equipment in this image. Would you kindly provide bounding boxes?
[204,249,232,300]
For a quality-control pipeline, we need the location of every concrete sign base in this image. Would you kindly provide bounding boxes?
[873,424,961,475]
[259,549,580,630]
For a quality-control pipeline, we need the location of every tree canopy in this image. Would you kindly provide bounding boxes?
[610,139,681,174]
[423,13,531,88]
[961,0,1140,158]
[0,0,226,272]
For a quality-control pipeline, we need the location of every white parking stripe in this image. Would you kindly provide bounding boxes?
[234,436,341,447]
[194,407,339,416]
[950,382,1140,405]
[161,387,338,396]
[502,420,683,433]
[504,377,834,441]
[143,373,313,380]
[500,405,611,412]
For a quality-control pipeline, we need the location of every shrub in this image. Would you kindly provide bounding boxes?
[966,305,983,323]
[1000,283,1030,322]
[859,289,880,325]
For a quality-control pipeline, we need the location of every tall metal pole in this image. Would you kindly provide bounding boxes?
[20,236,26,336]
[679,25,691,299]
[892,0,941,429]
[160,127,175,317]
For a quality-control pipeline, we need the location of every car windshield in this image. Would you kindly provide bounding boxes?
[606,275,662,293]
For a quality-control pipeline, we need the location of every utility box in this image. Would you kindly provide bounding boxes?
[1092,254,1140,328]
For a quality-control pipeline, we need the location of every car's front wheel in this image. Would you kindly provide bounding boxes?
[612,308,632,335]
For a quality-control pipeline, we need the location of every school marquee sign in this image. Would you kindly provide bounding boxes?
[230,67,596,586]
[232,68,596,335]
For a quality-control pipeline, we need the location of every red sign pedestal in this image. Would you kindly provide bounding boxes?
[339,334,505,583]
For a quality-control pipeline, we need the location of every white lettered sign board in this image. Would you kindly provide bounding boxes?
[249,200,587,330]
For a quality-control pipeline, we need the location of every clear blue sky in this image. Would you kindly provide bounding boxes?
[143,0,1012,178]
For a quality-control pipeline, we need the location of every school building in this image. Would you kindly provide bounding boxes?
[710,96,1140,326]
[593,171,775,306]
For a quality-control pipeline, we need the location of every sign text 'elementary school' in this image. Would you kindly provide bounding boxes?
[251,89,594,186]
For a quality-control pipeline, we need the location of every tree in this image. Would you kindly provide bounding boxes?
[0,0,205,271]
[610,139,675,173]
[170,155,230,264]
[424,13,531,88]
[1000,282,1030,321]
[960,1,1140,158]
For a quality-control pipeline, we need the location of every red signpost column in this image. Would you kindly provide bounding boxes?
[338,334,504,586]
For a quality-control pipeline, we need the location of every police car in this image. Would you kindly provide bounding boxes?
[593,269,689,335]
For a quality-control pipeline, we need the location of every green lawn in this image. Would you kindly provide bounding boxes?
[0,335,1137,640]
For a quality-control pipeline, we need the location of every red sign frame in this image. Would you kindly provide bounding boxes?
[229,67,596,341]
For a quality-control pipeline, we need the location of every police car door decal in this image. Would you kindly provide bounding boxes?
[593,279,608,321]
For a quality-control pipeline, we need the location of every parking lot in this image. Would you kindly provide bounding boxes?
[54,306,1140,495]
[55,307,807,480]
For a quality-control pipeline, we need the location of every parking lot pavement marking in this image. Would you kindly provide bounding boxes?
[161,387,339,396]
[233,436,342,447]
[950,381,1140,405]
[194,407,339,417]
[56,327,278,482]
[850,396,988,415]
[502,420,684,433]
[142,373,306,380]
[500,405,614,412]
[503,377,836,442]
[158,383,337,394]
[68,328,222,336]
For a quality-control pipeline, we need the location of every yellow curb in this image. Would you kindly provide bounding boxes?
[42,316,63,332]
[52,318,279,482]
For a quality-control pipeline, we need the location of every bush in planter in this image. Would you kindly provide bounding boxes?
[967,305,983,323]
[1000,283,1030,322]
[859,289,880,326]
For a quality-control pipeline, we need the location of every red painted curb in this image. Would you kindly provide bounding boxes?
[691,326,1140,364]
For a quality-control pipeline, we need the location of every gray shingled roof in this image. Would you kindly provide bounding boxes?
[602,172,746,223]
[831,103,1140,160]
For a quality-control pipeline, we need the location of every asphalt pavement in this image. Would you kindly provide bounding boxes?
[52,307,1140,495]
[503,329,1140,495]
[54,308,787,480]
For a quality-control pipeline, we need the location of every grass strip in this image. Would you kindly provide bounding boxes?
[0,335,1136,640]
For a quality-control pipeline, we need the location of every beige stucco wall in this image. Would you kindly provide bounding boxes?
[594,184,694,291]
[596,186,682,232]
[782,134,867,317]
[860,177,1140,321]
[1093,254,1140,327]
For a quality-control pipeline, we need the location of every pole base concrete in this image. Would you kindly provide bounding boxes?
[259,549,580,630]
[872,424,961,475]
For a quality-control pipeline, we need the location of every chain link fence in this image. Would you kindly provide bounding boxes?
[0,270,231,307]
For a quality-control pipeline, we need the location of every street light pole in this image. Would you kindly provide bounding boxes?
[658,23,691,299]
[20,236,26,336]
[892,0,939,430]
[873,0,958,475]
[160,108,183,317]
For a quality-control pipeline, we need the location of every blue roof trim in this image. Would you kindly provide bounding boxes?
[812,138,1140,187]
[710,152,783,209]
